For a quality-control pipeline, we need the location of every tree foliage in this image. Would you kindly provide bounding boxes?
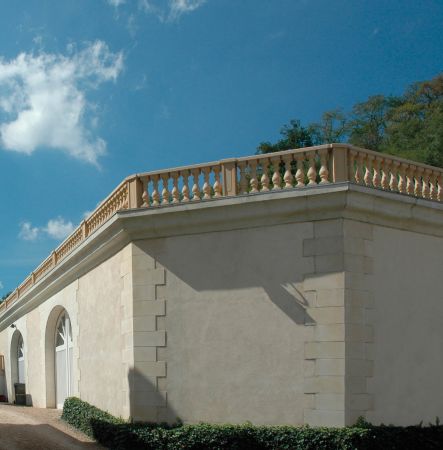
[1,291,12,302]
[257,73,443,168]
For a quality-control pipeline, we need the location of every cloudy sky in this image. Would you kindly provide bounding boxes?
[0,0,442,294]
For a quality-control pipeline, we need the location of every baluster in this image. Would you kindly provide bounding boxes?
[364,155,373,187]
[389,161,399,192]
[307,153,317,185]
[142,177,150,207]
[430,171,438,200]
[406,166,414,195]
[202,167,211,199]
[213,166,222,197]
[272,157,282,189]
[398,163,407,194]
[373,157,382,188]
[295,154,305,187]
[348,150,356,182]
[355,153,365,184]
[381,159,390,190]
[437,174,442,202]
[260,159,270,191]
[414,167,423,197]
[249,161,259,193]
[318,149,329,184]
[171,172,180,203]
[161,174,170,205]
[151,175,160,206]
[238,161,248,194]
[181,170,190,202]
[422,169,431,199]
[283,155,293,188]
[191,168,201,201]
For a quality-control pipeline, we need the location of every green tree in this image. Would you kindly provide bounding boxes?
[257,73,443,168]
[384,74,443,166]
[348,95,400,151]
[257,119,314,154]
[1,291,12,302]
[309,109,348,144]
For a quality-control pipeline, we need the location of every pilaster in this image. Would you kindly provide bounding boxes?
[303,219,346,427]
[343,219,374,425]
[128,242,168,422]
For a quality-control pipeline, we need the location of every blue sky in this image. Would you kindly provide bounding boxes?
[0,0,442,294]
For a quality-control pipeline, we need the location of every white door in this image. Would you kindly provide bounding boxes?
[55,312,73,409]
[17,335,25,384]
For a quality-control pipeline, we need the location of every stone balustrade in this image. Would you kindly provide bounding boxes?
[2,143,442,312]
[347,147,443,201]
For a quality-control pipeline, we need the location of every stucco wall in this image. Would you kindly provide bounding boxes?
[0,280,81,408]
[77,247,126,417]
[2,185,443,426]
[367,225,443,425]
[0,246,128,417]
[135,221,316,425]
[25,307,43,406]
[0,330,8,397]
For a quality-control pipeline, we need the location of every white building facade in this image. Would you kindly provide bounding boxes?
[1,144,443,427]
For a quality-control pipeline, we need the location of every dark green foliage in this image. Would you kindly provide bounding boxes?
[257,120,314,154]
[63,397,443,450]
[258,73,443,168]
[0,291,12,303]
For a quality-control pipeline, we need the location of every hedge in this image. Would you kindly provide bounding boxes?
[62,397,443,450]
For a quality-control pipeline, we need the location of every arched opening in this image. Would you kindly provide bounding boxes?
[17,335,25,383]
[45,306,74,409]
[10,329,25,401]
[55,310,74,409]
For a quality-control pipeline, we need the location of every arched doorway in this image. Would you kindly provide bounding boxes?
[17,334,25,384]
[10,329,25,402]
[55,311,73,409]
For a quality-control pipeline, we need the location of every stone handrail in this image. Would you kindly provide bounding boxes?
[1,143,442,312]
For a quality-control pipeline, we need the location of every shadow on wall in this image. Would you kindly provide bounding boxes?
[0,423,101,449]
[127,367,180,424]
[141,226,314,325]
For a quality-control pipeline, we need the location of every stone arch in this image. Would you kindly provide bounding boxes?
[44,305,67,408]
[10,328,25,400]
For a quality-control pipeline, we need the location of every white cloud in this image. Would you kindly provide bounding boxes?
[169,0,206,19]
[44,217,75,240]
[0,41,123,165]
[18,217,75,241]
[138,0,206,21]
[107,0,126,7]
[0,281,3,290]
[19,222,39,241]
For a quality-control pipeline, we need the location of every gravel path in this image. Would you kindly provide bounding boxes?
[0,404,104,450]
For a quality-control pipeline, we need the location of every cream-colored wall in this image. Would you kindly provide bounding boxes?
[367,225,443,425]
[25,307,43,406]
[135,221,316,425]
[0,246,128,417]
[2,187,443,427]
[0,327,8,397]
[0,280,81,407]
[77,247,126,418]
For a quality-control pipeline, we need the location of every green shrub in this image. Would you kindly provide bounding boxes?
[62,397,443,450]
